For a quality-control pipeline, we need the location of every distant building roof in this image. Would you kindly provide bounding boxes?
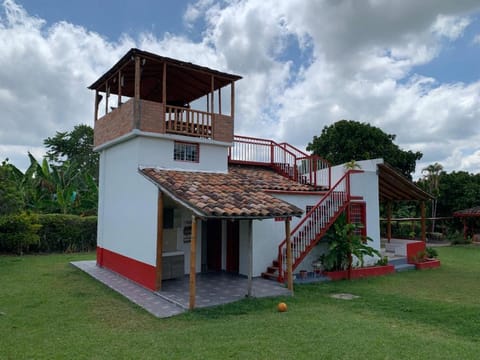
[139,165,316,219]
[453,206,480,218]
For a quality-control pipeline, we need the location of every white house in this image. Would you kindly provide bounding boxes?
[90,49,432,308]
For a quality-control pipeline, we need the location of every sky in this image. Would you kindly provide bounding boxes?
[2,0,480,179]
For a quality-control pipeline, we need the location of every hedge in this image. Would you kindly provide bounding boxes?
[0,213,41,254]
[0,213,97,254]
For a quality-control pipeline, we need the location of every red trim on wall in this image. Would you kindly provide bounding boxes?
[324,265,395,281]
[96,246,156,290]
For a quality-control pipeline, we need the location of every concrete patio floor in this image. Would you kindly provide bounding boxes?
[71,261,291,318]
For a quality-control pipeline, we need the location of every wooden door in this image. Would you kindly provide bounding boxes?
[226,221,239,273]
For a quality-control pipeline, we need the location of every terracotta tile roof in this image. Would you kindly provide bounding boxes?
[140,165,310,219]
[453,206,480,217]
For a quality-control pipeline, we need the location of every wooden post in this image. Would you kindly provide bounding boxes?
[94,90,99,122]
[247,220,253,297]
[210,75,215,137]
[134,56,141,129]
[387,201,392,242]
[134,56,141,100]
[155,191,164,290]
[285,218,293,293]
[117,71,122,107]
[421,201,426,242]
[189,215,197,310]
[105,81,109,115]
[230,81,235,120]
[162,62,167,105]
[218,88,222,115]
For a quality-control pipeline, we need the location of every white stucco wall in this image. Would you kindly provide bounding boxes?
[98,133,228,267]
[250,193,324,277]
[249,160,384,275]
[238,220,251,276]
[99,139,158,266]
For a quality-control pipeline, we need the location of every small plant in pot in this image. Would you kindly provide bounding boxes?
[320,222,380,277]
[425,246,438,259]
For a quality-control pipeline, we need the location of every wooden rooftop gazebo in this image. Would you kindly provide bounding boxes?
[89,48,242,148]
[378,163,434,242]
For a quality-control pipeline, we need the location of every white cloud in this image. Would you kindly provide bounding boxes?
[2,0,480,179]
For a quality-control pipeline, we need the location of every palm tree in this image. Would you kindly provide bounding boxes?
[422,162,443,232]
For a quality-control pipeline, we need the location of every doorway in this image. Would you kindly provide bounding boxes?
[206,219,222,271]
[226,220,239,273]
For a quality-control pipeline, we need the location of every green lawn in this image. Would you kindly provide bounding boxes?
[1,247,479,359]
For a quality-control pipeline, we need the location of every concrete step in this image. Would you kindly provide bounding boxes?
[261,272,278,281]
[394,263,416,272]
[388,257,408,266]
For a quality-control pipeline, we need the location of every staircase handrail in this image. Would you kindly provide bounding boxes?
[278,142,308,158]
[277,170,353,281]
[231,135,329,188]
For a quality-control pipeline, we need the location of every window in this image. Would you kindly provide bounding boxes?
[349,202,366,238]
[174,141,199,162]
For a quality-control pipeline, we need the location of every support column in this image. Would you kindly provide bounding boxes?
[134,56,141,129]
[189,215,197,310]
[230,81,235,120]
[94,90,99,122]
[210,75,215,137]
[155,191,164,290]
[247,220,253,297]
[421,201,426,242]
[285,218,293,293]
[117,71,122,107]
[386,201,392,242]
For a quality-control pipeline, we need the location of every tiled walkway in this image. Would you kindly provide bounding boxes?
[71,261,291,318]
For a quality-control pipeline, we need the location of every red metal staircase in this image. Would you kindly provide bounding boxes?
[228,135,353,283]
[267,172,353,282]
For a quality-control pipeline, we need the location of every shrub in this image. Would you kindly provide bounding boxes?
[447,231,472,245]
[425,247,438,259]
[0,213,41,254]
[35,214,97,253]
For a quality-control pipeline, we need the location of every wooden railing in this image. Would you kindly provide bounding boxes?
[277,171,353,282]
[229,135,331,189]
[165,105,213,138]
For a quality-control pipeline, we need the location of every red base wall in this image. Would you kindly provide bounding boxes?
[324,265,395,281]
[406,241,426,263]
[96,247,156,290]
[415,259,441,270]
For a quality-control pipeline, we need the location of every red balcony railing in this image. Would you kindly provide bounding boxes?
[229,135,331,189]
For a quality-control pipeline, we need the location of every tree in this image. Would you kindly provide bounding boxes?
[44,124,98,180]
[0,159,24,215]
[306,120,423,178]
[421,162,443,232]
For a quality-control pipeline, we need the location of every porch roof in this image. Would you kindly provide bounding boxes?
[378,163,434,202]
[453,206,480,218]
[139,165,309,219]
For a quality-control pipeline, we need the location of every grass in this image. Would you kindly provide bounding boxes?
[1,246,479,359]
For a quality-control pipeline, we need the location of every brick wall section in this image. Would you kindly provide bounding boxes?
[139,100,165,133]
[214,114,233,143]
[94,99,135,147]
[94,98,233,147]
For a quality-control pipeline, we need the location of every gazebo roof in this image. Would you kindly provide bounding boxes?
[88,48,242,104]
[453,206,480,218]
